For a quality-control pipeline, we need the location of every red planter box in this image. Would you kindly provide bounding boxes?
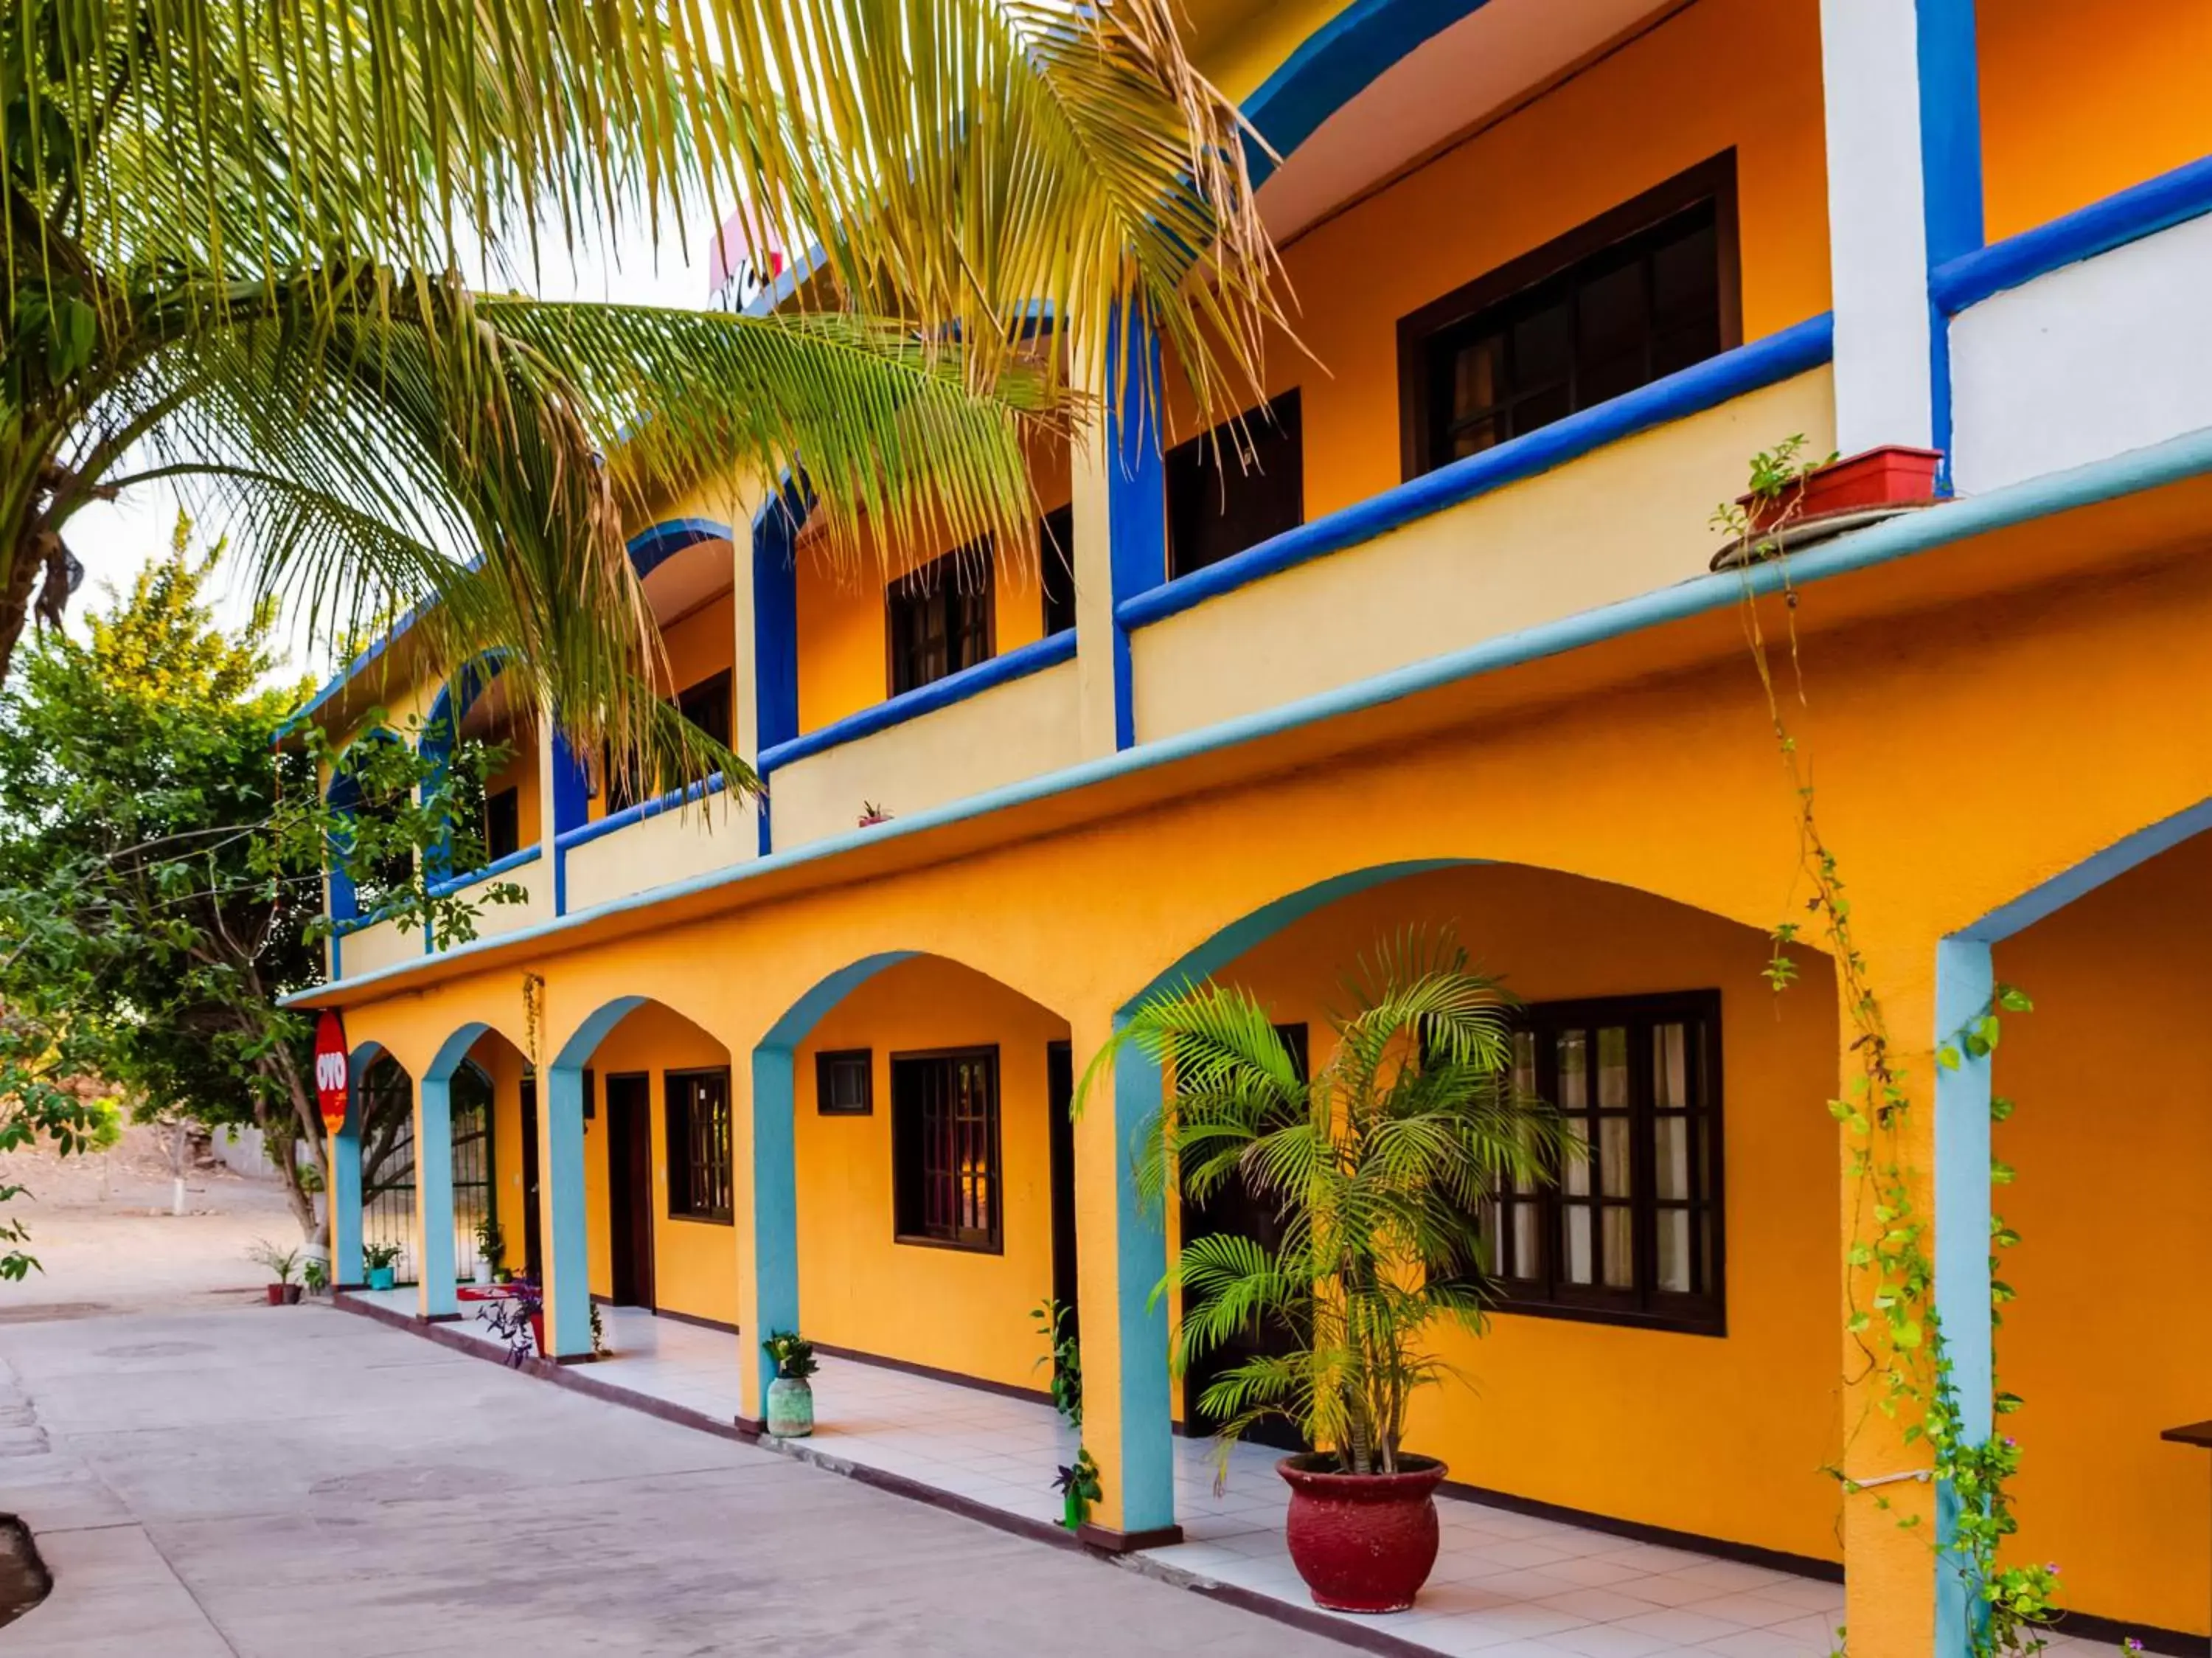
[1744,445,1942,532]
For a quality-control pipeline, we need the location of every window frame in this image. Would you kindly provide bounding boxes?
[1039,503,1077,638]
[664,1066,734,1225]
[483,785,521,863]
[889,1045,1004,1255]
[886,542,997,698]
[1485,988,1726,1338]
[675,667,734,751]
[1395,153,1742,483]
[815,1048,874,1117]
[1165,387,1305,581]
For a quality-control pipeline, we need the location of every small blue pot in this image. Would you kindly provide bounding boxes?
[366,1266,396,1291]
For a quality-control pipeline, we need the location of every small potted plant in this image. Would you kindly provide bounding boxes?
[1054,1449,1101,1532]
[361,1241,403,1292]
[248,1241,302,1305]
[471,1217,502,1286]
[762,1330,817,1437]
[301,1258,328,1298]
[857,800,891,828]
[1086,932,1565,1614]
[1032,1297,1081,1427]
[478,1280,543,1366]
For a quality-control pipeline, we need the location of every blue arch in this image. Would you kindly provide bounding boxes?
[1240,0,1494,185]
[628,517,734,581]
[333,1039,397,1286]
[325,727,406,926]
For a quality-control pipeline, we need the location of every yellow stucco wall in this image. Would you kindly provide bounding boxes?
[793,957,1071,1391]
[1995,829,2212,1634]
[1979,0,2212,242]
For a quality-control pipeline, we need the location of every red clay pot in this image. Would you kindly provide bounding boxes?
[264,1284,286,1305]
[1279,1453,1447,1613]
[1743,444,1943,532]
[527,1311,546,1357]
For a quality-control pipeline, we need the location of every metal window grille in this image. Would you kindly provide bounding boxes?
[666,1069,733,1222]
[893,1050,1001,1251]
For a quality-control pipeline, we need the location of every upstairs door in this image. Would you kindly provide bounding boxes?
[519,1077,543,1283]
[605,1073,657,1310]
[1046,1041,1079,1343]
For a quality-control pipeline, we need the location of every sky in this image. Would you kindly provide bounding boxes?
[61,214,727,685]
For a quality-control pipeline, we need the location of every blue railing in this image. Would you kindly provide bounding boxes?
[425,842,543,901]
[556,771,731,854]
[1116,313,1837,632]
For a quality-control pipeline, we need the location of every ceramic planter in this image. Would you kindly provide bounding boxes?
[1278,1454,1447,1613]
[366,1265,396,1291]
[1742,444,1942,533]
[264,1284,287,1305]
[281,1284,303,1305]
[765,1376,815,1438]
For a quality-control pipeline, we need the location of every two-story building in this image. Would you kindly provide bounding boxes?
[293,2,2212,1651]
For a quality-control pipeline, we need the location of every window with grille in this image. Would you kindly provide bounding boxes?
[1397,154,1738,481]
[891,1047,1002,1251]
[1484,991,1723,1334]
[815,1049,874,1116]
[888,544,995,696]
[665,1067,733,1224]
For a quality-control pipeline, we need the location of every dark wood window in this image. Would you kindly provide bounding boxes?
[676,668,734,750]
[1484,991,1723,1334]
[1398,154,1739,480]
[815,1049,874,1116]
[1166,388,1304,579]
[665,1067,733,1224]
[1040,504,1077,637]
[888,543,995,696]
[891,1047,1001,1251]
[484,786,521,862]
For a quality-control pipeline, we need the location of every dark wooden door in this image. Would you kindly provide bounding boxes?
[1046,1041,1079,1342]
[1183,1023,1309,1451]
[519,1078,543,1282]
[605,1073,656,1309]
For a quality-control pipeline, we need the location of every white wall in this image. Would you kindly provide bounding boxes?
[1951,214,2212,495]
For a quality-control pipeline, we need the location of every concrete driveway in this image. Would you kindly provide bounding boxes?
[0,1303,1346,1657]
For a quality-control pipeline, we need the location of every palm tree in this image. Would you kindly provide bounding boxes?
[1085,933,1568,1474]
[0,0,1282,785]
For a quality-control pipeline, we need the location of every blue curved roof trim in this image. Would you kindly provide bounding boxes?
[627,517,734,580]
[1240,0,1495,184]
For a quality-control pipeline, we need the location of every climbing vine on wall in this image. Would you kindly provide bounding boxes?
[1715,443,2057,1656]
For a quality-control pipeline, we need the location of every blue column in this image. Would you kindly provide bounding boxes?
[748,1047,802,1415]
[1109,1038,1176,1534]
[542,1064,594,1357]
[1932,934,1996,1657]
[414,1075,458,1318]
[1104,311,1166,752]
[1916,0,1984,471]
[751,484,803,857]
[330,1119,363,1287]
[549,732,591,915]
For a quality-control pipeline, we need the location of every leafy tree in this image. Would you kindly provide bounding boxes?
[0,0,1281,796]
[0,519,507,1249]
[1083,934,1569,1474]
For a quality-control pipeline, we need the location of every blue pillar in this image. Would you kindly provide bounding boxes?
[1105,311,1166,752]
[542,1064,594,1357]
[1916,0,1984,472]
[748,1046,802,1416]
[1109,1038,1177,1534]
[549,732,590,915]
[414,1075,458,1318]
[1932,935,1996,1655]
[751,484,804,857]
[330,1118,363,1288]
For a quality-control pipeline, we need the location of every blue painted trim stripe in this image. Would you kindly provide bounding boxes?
[425,843,543,900]
[1933,153,2212,316]
[757,633,1077,774]
[282,418,2212,1007]
[627,517,733,580]
[1916,0,1984,270]
[1119,316,1834,632]
[556,772,729,853]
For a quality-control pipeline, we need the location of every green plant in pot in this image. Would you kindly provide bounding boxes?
[248,1241,302,1305]
[1087,931,1565,1614]
[762,1331,818,1438]
[472,1217,502,1286]
[361,1241,403,1292]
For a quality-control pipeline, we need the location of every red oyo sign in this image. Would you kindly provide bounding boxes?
[313,1012,349,1131]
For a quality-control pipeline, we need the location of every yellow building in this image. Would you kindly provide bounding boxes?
[295,2,2212,1651]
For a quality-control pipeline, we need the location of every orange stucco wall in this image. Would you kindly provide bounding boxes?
[1996,829,2212,1637]
[793,956,1071,1390]
[1206,864,1843,1558]
[1979,0,2212,243]
[1172,0,1830,518]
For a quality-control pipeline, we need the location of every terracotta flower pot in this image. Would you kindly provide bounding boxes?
[281,1284,303,1305]
[526,1311,546,1358]
[1742,444,1943,533]
[264,1284,286,1305]
[1278,1453,1447,1613]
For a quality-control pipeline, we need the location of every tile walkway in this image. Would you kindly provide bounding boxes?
[347,1291,2100,1658]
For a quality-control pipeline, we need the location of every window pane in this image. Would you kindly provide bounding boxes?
[1510,301,1571,391]
[1556,1030,1587,1109]
[1450,415,1502,459]
[1562,1203,1594,1285]
[1601,1206,1633,1288]
[1657,1208,1692,1293]
[1563,1114,1591,1197]
[1576,258,1649,406]
[1512,1201,1540,1280]
[1597,1026,1629,1108]
[1599,1115,1632,1198]
[1655,1022,1689,1110]
[1451,331,1505,420]
[1655,1114,1690,1201]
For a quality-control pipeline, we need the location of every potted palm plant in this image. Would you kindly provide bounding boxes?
[361,1242,403,1292]
[248,1241,303,1305]
[1088,932,1564,1614]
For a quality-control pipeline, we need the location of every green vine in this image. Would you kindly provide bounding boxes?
[1717,443,2057,1655]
